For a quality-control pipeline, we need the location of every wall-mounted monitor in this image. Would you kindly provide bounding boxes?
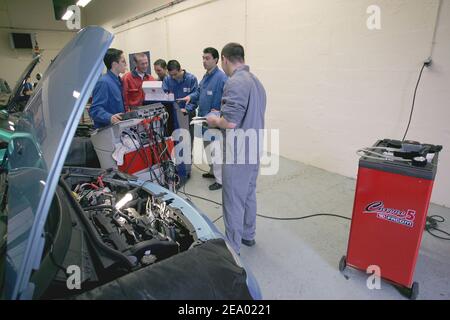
[53,0,76,20]
[9,33,35,49]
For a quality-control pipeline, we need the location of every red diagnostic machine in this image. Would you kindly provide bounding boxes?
[340,139,443,299]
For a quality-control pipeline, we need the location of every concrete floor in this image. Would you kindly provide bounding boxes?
[181,152,450,300]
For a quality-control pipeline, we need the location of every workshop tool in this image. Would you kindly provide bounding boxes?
[340,139,443,299]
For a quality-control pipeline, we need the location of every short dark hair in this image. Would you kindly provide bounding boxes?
[154,58,167,69]
[104,48,123,70]
[221,43,245,63]
[167,60,181,72]
[203,47,219,61]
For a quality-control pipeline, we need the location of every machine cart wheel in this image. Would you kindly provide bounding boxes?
[408,282,419,300]
[339,256,347,272]
[340,256,419,299]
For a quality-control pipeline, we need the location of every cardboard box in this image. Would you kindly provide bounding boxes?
[142,81,174,102]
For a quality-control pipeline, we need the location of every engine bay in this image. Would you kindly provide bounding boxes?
[37,168,200,298]
[67,169,197,264]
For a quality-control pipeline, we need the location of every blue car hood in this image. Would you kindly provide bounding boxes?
[4,26,113,300]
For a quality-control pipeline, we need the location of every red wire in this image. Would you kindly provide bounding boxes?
[90,183,99,190]
[97,175,104,188]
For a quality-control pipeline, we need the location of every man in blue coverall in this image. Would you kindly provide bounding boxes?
[180,47,227,191]
[89,48,127,128]
[162,60,198,180]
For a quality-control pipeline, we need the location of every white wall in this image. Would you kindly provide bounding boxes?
[0,0,75,86]
[85,0,169,30]
[86,0,450,207]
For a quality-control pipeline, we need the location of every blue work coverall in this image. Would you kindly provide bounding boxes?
[89,70,125,128]
[189,66,227,184]
[220,65,267,254]
[162,70,199,179]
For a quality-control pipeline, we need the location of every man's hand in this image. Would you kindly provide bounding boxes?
[207,114,236,129]
[206,114,219,127]
[180,108,187,114]
[111,113,123,124]
[178,96,191,104]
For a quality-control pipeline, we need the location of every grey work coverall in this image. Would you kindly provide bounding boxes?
[220,65,267,254]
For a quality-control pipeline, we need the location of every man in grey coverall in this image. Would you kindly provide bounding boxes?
[207,43,266,255]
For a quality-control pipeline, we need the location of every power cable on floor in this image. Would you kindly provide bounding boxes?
[426,215,450,241]
[181,181,191,201]
[193,164,210,173]
[256,213,351,221]
[181,191,351,223]
[184,169,449,241]
[182,190,450,241]
[182,191,221,206]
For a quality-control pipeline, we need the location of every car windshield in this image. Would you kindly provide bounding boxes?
[1,26,113,300]
[8,56,40,105]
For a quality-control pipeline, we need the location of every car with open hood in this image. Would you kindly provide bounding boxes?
[0,26,261,300]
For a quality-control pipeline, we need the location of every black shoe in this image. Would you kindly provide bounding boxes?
[208,182,222,191]
[241,239,256,247]
[202,172,214,179]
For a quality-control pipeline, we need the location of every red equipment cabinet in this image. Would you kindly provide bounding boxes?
[118,138,174,175]
[340,139,442,299]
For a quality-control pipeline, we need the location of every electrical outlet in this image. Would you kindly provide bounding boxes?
[424,58,432,67]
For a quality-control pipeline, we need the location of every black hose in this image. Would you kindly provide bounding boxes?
[136,198,145,214]
[82,205,114,211]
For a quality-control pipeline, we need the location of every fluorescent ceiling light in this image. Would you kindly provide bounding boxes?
[61,10,74,20]
[76,0,92,7]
